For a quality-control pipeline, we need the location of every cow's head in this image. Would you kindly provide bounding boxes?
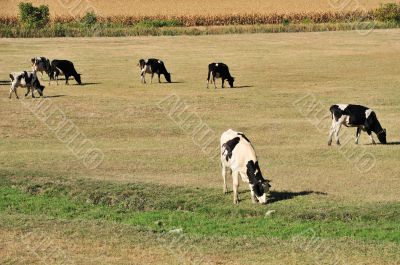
[164,72,171,83]
[138,59,146,69]
[377,129,387,144]
[30,58,36,65]
[33,79,45,96]
[228,76,235,88]
[75,74,82,85]
[246,160,270,204]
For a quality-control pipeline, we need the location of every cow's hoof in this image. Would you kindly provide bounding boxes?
[328,141,332,146]
[336,141,341,145]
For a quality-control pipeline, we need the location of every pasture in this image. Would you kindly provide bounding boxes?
[0,30,400,264]
[0,0,394,16]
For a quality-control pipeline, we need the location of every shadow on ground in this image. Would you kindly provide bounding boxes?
[268,190,327,204]
[386,141,400,145]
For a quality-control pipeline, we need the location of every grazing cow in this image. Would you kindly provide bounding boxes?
[9,71,45,99]
[138,58,171,84]
[50,59,82,85]
[207,63,234,89]
[221,129,271,204]
[328,104,387,145]
[31,57,51,82]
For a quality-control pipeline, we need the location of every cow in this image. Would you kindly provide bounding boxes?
[138,58,171,84]
[9,70,45,99]
[328,104,387,145]
[221,129,271,204]
[49,59,82,85]
[207,63,234,89]
[31,57,51,82]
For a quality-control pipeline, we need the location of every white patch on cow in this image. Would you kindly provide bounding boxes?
[337,104,349,111]
[158,60,161,64]
[365,108,373,118]
[56,67,64,76]
[215,63,218,67]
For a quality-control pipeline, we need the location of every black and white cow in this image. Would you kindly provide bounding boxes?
[9,71,45,99]
[328,104,387,145]
[50,59,82,85]
[207,63,234,89]
[31,57,51,82]
[138,58,171,84]
[221,129,271,204]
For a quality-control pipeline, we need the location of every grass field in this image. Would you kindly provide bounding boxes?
[1,30,400,264]
[0,0,394,16]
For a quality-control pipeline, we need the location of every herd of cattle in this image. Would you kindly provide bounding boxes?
[7,57,389,204]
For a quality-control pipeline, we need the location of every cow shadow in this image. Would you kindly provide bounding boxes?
[234,85,253,88]
[81,82,101,86]
[166,81,183,84]
[267,190,327,204]
[44,95,66,98]
[386,141,400,145]
[0,80,10,86]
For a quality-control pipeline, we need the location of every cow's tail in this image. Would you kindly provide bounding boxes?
[207,68,211,82]
[9,74,14,82]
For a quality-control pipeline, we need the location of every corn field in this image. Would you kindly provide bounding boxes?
[0,10,377,27]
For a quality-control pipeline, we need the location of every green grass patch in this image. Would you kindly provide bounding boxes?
[1,173,399,242]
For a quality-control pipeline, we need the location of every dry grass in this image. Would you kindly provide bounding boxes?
[0,30,399,203]
[0,0,394,16]
[1,214,399,265]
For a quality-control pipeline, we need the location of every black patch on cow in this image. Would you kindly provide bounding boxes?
[238,133,250,142]
[329,105,343,121]
[222,137,240,161]
[23,71,32,84]
[342,105,369,125]
[246,160,267,197]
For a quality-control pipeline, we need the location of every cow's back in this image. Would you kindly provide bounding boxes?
[221,129,257,170]
[51,60,77,75]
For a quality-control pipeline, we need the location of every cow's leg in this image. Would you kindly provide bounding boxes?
[25,87,30,97]
[150,73,154,84]
[31,86,36,98]
[333,121,343,145]
[222,78,225,88]
[212,75,217,89]
[11,86,19,99]
[65,75,69,85]
[222,165,229,194]
[158,73,161,83]
[141,70,146,84]
[327,118,336,145]
[249,185,257,204]
[9,86,15,99]
[232,171,239,204]
[56,75,59,86]
[355,127,361,144]
[367,131,376,145]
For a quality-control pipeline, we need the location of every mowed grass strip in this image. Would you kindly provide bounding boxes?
[1,172,399,242]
